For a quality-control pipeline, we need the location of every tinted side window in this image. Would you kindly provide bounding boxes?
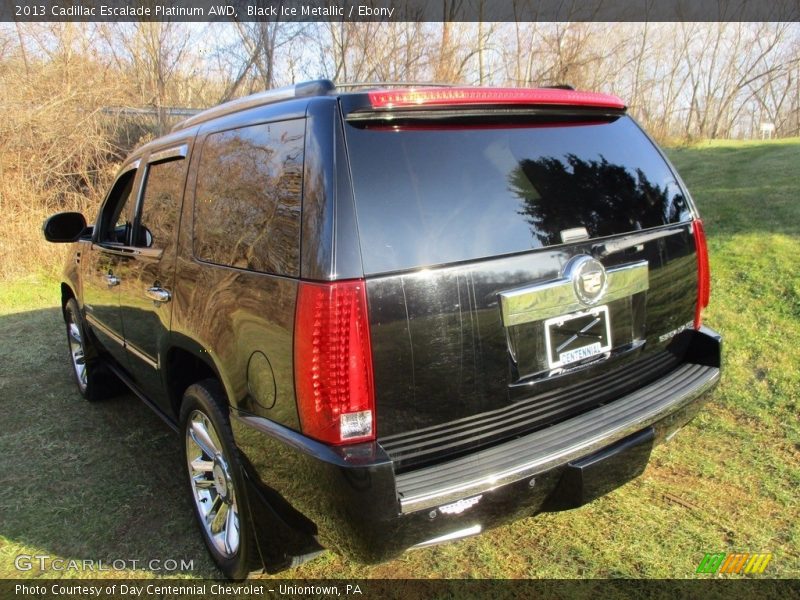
[193,119,304,277]
[98,169,137,244]
[137,158,186,249]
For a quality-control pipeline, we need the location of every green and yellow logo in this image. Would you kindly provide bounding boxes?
[696,552,772,574]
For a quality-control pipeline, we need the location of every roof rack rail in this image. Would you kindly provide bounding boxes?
[543,84,575,90]
[336,81,456,90]
[171,79,335,132]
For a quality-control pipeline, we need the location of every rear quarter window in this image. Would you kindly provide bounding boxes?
[193,119,304,277]
[345,115,691,274]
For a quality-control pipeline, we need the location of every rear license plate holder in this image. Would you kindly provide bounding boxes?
[544,305,612,369]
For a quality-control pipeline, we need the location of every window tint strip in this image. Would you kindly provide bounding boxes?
[148,145,188,164]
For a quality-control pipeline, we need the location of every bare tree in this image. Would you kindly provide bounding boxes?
[99,22,194,133]
[4,20,800,282]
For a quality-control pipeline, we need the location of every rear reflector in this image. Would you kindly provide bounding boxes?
[693,219,711,329]
[368,87,626,110]
[294,279,376,445]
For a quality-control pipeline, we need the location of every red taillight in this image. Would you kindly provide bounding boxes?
[693,219,711,329]
[368,87,626,110]
[294,279,375,445]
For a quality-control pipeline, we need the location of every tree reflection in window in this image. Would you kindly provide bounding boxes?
[509,153,689,246]
[139,159,184,249]
[194,120,304,277]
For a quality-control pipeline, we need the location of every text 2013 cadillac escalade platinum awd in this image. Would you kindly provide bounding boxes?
[43,81,721,579]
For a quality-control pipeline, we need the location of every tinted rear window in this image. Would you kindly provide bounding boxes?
[345,116,691,274]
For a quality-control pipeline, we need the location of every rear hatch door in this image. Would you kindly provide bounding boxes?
[340,91,699,471]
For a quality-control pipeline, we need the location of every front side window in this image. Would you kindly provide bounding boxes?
[137,158,186,249]
[193,119,304,277]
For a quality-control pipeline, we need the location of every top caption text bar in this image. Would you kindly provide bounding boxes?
[3,0,799,23]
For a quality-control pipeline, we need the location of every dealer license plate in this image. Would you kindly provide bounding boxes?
[544,305,612,369]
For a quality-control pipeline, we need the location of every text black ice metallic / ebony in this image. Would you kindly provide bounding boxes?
[43,81,721,579]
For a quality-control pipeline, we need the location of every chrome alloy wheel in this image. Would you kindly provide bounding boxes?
[66,314,88,392]
[185,410,241,558]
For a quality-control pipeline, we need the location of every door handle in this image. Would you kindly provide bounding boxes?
[145,287,172,303]
[105,274,120,287]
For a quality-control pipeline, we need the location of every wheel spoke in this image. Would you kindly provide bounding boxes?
[210,499,228,535]
[206,421,224,458]
[205,494,223,523]
[224,504,238,555]
[190,421,219,457]
[68,323,82,344]
[190,457,214,473]
[193,477,215,489]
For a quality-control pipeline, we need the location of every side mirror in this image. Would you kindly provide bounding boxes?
[42,212,88,243]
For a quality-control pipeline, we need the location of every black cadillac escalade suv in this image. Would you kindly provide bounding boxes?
[43,80,721,579]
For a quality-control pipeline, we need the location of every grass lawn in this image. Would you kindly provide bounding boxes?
[0,139,798,579]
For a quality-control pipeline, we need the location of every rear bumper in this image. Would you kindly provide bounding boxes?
[231,326,721,567]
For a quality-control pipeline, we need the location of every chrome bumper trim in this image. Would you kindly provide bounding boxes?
[397,362,719,514]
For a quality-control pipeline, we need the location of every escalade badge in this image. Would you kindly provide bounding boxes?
[438,495,483,515]
[565,255,608,305]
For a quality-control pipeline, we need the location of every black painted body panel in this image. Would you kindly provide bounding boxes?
[234,327,720,563]
[170,117,303,428]
[367,223,697,445]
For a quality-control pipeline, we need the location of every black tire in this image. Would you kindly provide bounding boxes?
[180,379,258,580]
[64,297,120,402]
